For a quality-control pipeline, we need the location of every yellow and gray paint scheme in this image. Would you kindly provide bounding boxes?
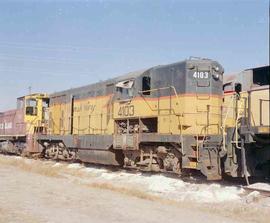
[223,65,269,181]
[38,58,224,180]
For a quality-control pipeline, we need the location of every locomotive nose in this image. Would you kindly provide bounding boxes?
[212,64,224,81]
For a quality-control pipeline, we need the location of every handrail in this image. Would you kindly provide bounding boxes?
[234,98,245,149]
[139,86,183,116]
[50,114,108,135]
[220,94,235,152]
[139,86,184,151]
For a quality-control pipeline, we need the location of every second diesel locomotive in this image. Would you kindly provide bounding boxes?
[223,65,270,182]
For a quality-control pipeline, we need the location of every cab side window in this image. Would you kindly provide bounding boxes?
[253,66,270,86]
[142,76,151,95]
[115,79,134,100]
[25,98,38,116]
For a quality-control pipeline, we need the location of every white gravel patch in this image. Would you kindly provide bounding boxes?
[67,163,82,169]
[68,165,245,203]
[52,163,63,168]
[0,155,265,205]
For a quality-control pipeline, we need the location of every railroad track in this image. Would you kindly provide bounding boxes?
[242,186,270,197]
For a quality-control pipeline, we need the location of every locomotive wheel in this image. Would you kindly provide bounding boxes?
[43,143,76,161]
[123,146,182,174]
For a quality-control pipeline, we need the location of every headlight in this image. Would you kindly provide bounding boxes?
[213,73,220,80]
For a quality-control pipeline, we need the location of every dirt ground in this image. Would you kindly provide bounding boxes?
[0,156,269,223]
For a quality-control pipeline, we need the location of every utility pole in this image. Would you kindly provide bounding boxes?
[28,86,32,95]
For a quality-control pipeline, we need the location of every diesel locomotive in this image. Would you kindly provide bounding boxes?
[0,93,49,155]
[223,65,270,182]
[0,58,269,182]
[37,58,224,180]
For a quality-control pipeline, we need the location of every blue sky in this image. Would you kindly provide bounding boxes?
[0,0,269,111]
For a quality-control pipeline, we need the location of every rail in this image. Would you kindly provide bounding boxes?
[242,185,270,197]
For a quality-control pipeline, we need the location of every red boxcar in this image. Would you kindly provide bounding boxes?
[0,109,26,136]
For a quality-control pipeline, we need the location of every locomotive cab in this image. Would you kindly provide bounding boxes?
[23,94,49,135]
[0,93,49,155]
[113,58,225,180]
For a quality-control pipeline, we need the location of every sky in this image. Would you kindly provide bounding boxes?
[0,0,269,111]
